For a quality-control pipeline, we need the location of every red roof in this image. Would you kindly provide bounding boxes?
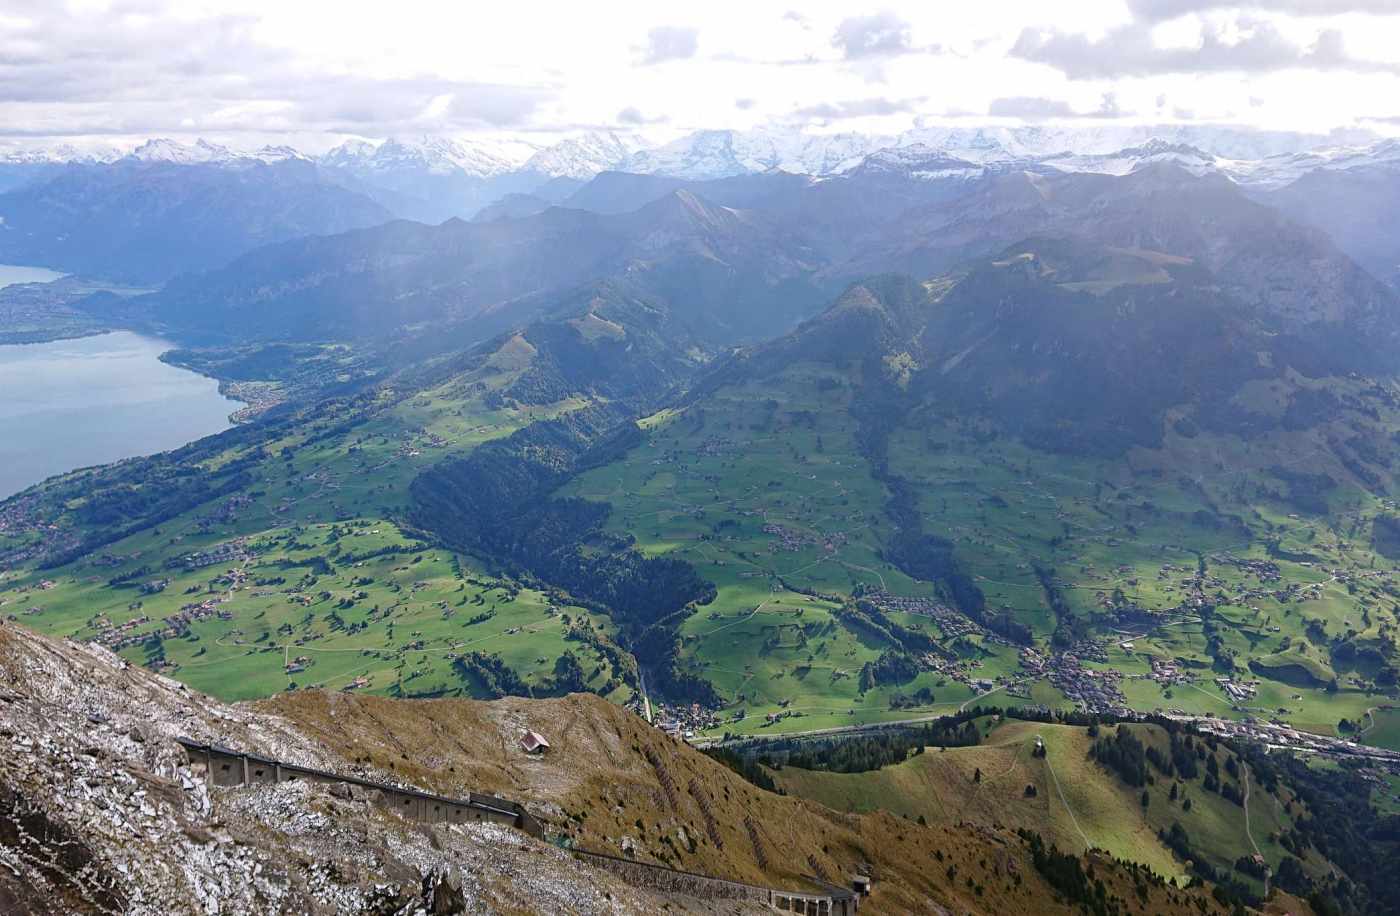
[520,730,551,752]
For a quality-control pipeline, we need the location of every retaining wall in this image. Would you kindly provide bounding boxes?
[570,849,857,915]
[175,738,542,837]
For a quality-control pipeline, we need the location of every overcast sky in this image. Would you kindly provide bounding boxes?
[3,0,1400,150]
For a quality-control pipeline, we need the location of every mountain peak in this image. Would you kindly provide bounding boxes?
[854,144,986,181]
[127,137,234,164]
[320,134,537,178]
[523,131,645,180]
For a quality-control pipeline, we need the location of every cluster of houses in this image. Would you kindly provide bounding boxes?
[88,614,153,651]
[285,654,314,674]
[1210,554,1282,583]
[1180,713,1400,765]
[860,590,987,640]
[86,597,232,653]
[1147,656,1193,688]
[177,539,251,571]
[0,498,82,565]
[649,701,721,741]
[762,523,848,554]
[1019,642,1128,715]
[1214,676,1259,703]
[912,649,986,690]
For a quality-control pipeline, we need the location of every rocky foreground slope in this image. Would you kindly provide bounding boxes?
[0,622,1308,915]
[0,624,700,914]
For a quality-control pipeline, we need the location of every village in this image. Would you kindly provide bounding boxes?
[859,590,990,641]
[762,523,849,555]
[1017,641,1130,715]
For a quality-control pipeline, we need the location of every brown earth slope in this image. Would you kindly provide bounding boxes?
[0,621,1307,915]
[267,688,1313,916]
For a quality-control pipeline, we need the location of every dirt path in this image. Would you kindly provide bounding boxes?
[699,601,768,637]
[956,739,1026,821]
[1242,764,1270,898]
[1039,733,1093,853]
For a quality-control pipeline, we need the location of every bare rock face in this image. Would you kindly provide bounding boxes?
[0,625,713,915]
[421,868,466,914]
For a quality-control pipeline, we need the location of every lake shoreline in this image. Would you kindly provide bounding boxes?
[0,327,257,427]
[0,331,247,501]
[0,265,156,348]
[0,325,115,347]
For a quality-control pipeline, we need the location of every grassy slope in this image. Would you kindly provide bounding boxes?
[0,339,616,702]
[268,688,1303,916]
[1361,706,1400,751]
[562,358,1400,738]
[564,362,1029,735]
[771,720,1329,895]
[880,385,1400,736]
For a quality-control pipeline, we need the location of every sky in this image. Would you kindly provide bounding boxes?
[3,0,1400,151]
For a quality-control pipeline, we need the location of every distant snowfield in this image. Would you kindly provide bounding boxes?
[3,122,1392,183]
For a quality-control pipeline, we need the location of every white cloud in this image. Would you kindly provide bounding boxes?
[0,0,1397,147]
[831,11,915,59]
[1012,16,1399,79]
[639,26,699,65]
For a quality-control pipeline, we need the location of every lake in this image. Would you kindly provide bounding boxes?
[0,331,240,500]
[0,264,67,288]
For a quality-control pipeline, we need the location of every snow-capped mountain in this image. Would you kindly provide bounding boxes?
[0,139,291,194]
[896,124,1371,164]
[125,138,309,166]
[1225,137,1400,189]
[0,142,122,165]
[127,138,234,164]
[616,124,1361,181]
[522,131,646,180]
[1038,139,1222,178]
[315,135,547,222]
[850,144,987,182]
[3,123,1395,226]
[623,129,896,179]
[319,135,537,179]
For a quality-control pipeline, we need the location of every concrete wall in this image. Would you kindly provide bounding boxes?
[182,738,853,913]
[569,849,856,915]
[178,739,540,838]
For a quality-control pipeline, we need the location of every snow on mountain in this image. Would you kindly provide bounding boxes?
[614,124,1358,180]
[1225,138,1400,189]
[1039,139,1222,178]
[121,138,310,166]
[0,142,123,165]
[522,131,646,180]
[319,138,380,169]
[623,129,896,179]
[127,138,237,164]
[894,125,1375,167]
[245,144,309,164]
[851,144,987,182]
[319,135,538,179]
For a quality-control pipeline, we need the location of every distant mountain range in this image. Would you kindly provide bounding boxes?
[1,121,1388,187]
[120,157,1396,368]
[0,155,393,284]
[3,124,1399,288]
